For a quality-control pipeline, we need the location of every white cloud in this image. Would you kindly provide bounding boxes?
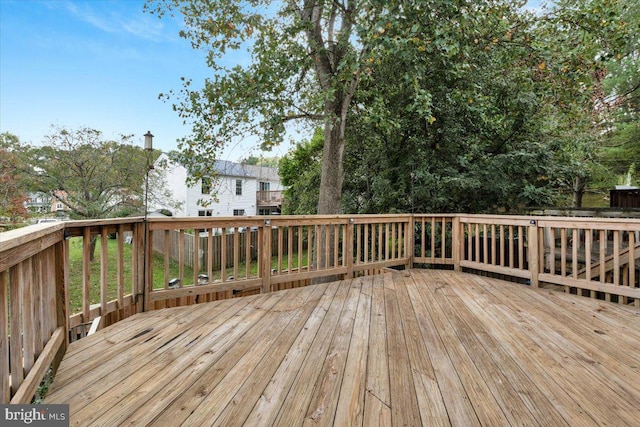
[58,0,168,42]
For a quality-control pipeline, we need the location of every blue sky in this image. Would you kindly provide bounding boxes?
[1,0,544,160]
[0,0,269,160]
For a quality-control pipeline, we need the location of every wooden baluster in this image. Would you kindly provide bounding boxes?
[356,224,362,266]
[82,227,91,321]
[585,229,593,298]
[100,227,108,323]
[500,225,505,268]
[613,230,621,303]
[549,228,556,276]
[509,225,514,269]
[431,218,436,261]
[518,225,524,270]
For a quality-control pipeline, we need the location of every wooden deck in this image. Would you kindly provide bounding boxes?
[44,270,640,426]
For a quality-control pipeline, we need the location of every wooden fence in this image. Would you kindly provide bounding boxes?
[1,213,638,404]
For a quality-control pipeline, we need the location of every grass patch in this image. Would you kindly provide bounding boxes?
[67,236,310,314]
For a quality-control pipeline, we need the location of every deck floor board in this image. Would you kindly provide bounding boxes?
[45,270,640,426]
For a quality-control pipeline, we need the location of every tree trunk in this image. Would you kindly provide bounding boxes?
[572,176,585,208]
[317,117,345,215]
[89,235,98,262]
[312,110,346,283]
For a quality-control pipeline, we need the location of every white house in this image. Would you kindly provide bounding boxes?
[152,153,284,217]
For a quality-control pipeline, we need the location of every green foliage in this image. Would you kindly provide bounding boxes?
[279,129,323,214]
[536,0,640,203]
[149,0,638,212]
[0,132,29,221]
[241,155,280,167]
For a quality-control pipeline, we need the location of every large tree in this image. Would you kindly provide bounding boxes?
[146,0,432,214]
[282,1,569,214]
[25,126,158,220]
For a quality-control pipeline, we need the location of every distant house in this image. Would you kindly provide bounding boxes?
[152,153,284,217]
[51,190,71,214]
[24,190,71,215]
[24,192,52,213]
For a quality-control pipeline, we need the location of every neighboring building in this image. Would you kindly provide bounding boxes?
[152,153,284,217]
[24,192,52,213]
[51,191,72,214]
[24,190,71,215]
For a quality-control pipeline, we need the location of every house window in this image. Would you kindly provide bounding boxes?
[56,202,63,210]
[259,182,270,191]
[198,210,213,216]
[235,179,242,196]
[202,177,211,194]
[233,209,245,216]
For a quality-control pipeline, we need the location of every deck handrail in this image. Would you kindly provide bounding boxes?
[1,213,639,403]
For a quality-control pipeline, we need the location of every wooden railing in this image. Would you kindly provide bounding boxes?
[144,215,412,309]
[256,190,284,206]
[536,217,640,303]
[0,223,68,404]
[1,213,638,403]
[458,215,537,284]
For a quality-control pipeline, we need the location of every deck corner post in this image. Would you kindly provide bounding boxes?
[528,221,540,288]
[453,216,462,271]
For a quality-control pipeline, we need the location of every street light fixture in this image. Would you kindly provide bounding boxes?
[144,131,154,151]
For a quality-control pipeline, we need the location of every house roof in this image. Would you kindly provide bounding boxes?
[243,164,280,181]
[159,153,279,180]
[214,160,253,177]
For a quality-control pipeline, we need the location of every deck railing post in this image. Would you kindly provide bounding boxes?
[134,222,146,312]
[55,238,69,344]
[407,215,415,270]
[452,216,462,271]
[345,219,355,278]
[528,220,539,288]
[260,220,272,293]
[53,238,69,374]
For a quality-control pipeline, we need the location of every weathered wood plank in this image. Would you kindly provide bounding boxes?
[272,281,351,426]
[302,279,361,425]
[383,273,422,426]
[243,281,341,426]
[332,277,372,426]
[139,291,303,426]
[431,271,568,426]
[68,295,269,425]
[213,283,330,426]
[43,270,640,426]
[414,272,500,426]
[454,271,640,425]
[394,273,449,426]
[10,327,65,404]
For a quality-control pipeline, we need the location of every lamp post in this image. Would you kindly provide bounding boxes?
[141,131,153,311]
